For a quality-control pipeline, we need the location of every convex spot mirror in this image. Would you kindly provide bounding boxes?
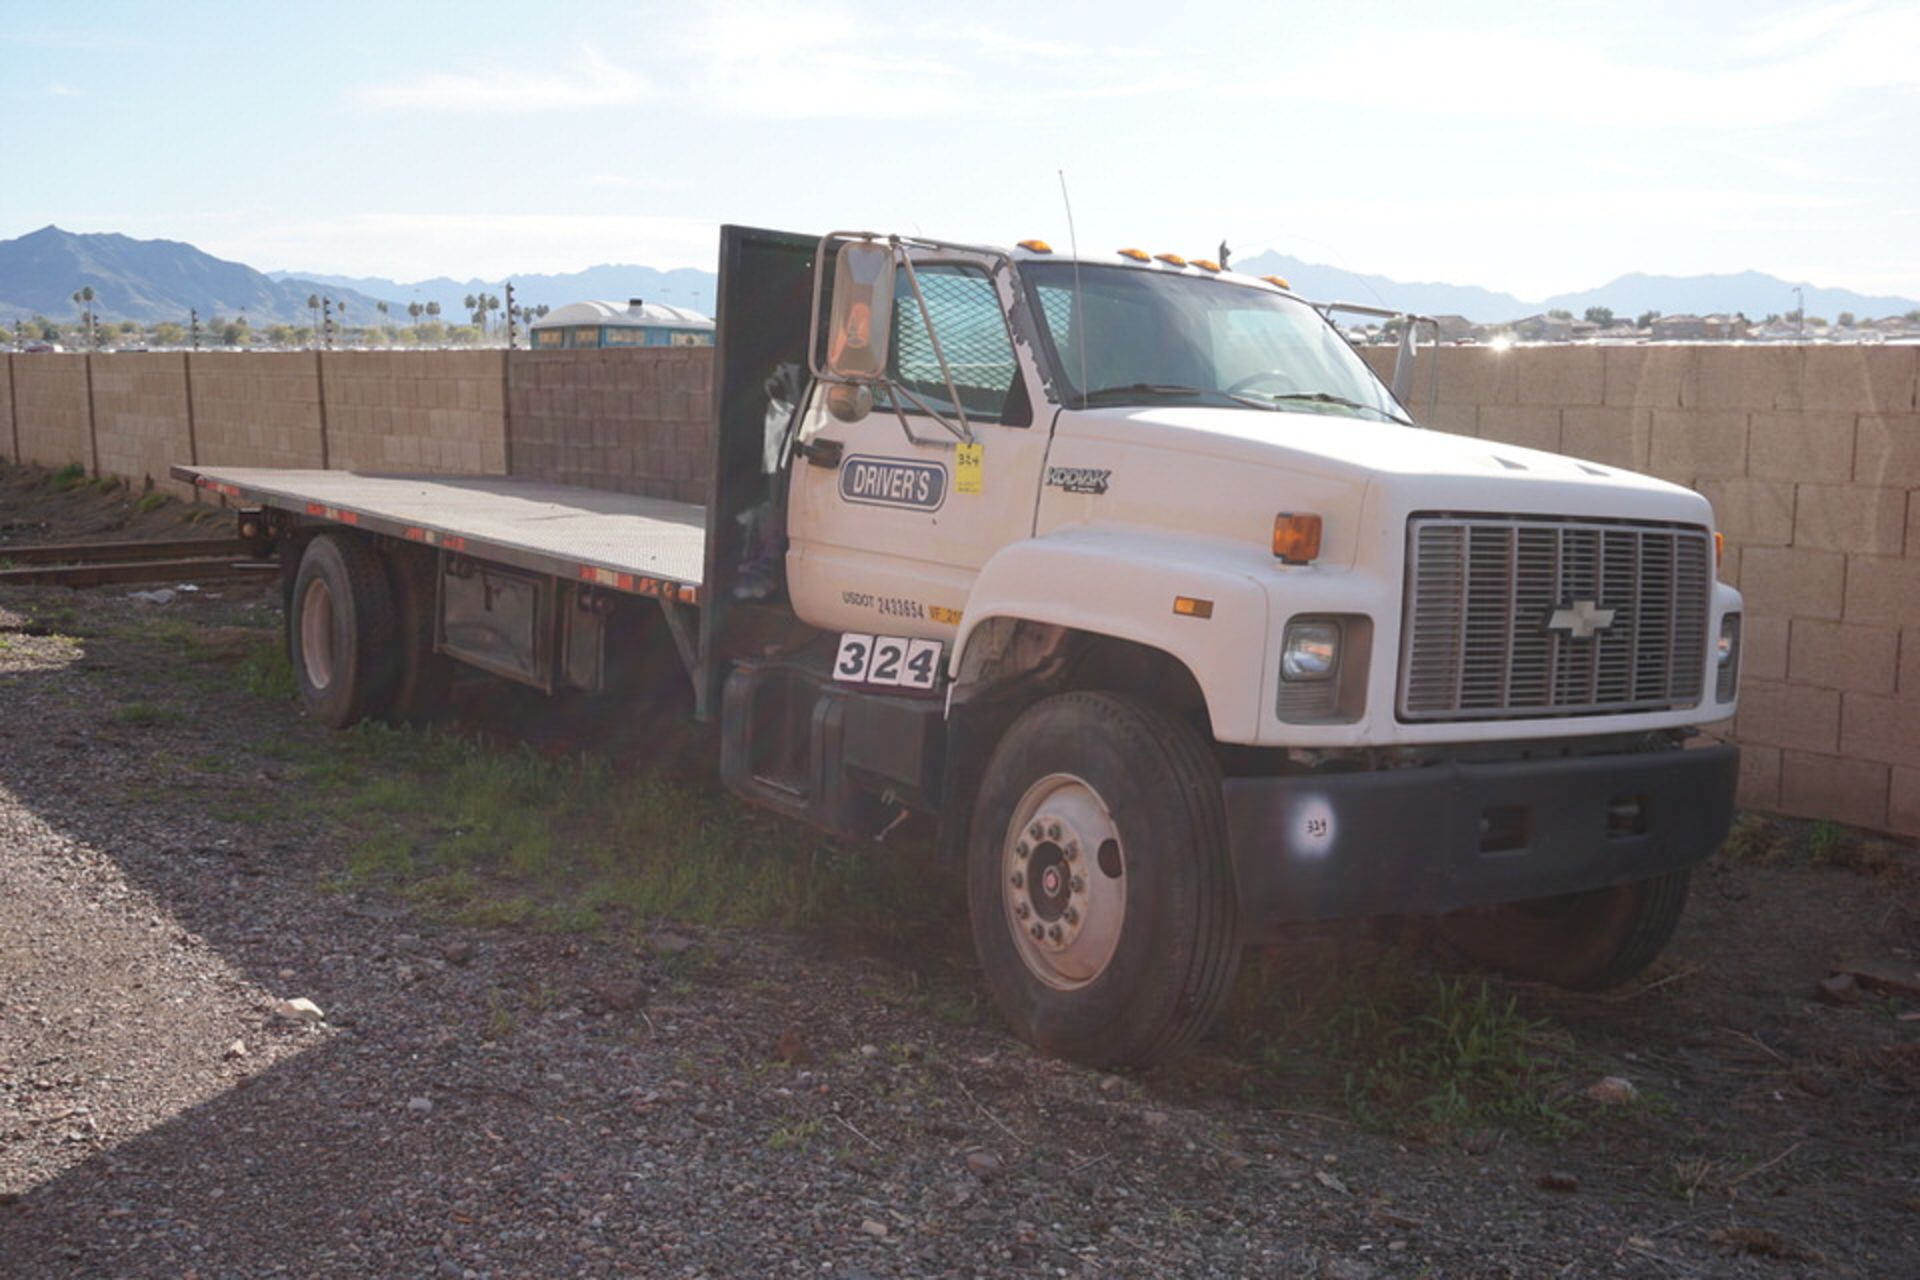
[825,241,896,381]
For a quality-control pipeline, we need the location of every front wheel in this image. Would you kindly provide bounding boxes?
[967,692,1240,1067]
[1437,870,1691,991]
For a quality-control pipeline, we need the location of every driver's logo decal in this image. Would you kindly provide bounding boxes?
[838,456,948,512]
[1045,466,1111,495]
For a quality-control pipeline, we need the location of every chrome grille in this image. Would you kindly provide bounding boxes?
[1400,515,1711,721]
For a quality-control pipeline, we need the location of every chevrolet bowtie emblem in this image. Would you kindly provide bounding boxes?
[1546,599,1616,639]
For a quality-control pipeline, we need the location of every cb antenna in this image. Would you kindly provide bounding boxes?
[1057,169,1089,406]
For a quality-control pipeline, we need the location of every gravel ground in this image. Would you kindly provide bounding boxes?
[1,482,1916,1277]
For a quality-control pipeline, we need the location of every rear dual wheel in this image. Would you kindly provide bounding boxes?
[288,533,449,728]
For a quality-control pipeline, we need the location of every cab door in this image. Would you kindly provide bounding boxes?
[786,255,1052,648]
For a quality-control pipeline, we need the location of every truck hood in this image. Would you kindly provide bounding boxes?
[1038,405,1715,572]
[1056,404,1689,497]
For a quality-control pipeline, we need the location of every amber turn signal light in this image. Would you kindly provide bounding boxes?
[1714,531,1725,566]
[1273,513,1323,564]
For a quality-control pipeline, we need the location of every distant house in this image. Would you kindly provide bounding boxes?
[1651,313,1748,341]
[1429,314,1476,342]
[530,299,714,350]
[1510,314,1573,342]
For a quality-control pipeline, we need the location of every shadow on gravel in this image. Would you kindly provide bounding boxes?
[3,583,1919,1277]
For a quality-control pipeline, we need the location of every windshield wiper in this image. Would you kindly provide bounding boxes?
[1264,391,1414,426]
[1081,383,1278,410]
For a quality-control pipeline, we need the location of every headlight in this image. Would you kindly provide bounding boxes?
[1715,613,1741,704]
[1282,619,1341,681]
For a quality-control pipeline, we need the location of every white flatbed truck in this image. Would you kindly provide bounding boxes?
[176,225,1743,1066]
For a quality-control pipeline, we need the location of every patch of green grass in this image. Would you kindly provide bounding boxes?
[767,1116,826,1151]
[113,701,184,726]
[1228,954,1578,1138]
[50,462,87,491]
[136,491,169,514]
[231,636,295,699]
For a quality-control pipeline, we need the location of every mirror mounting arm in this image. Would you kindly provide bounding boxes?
[893,248,976,447]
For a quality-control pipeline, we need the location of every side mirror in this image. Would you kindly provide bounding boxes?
[824,241,895,381]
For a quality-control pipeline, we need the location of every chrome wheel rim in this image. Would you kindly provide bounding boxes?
[299,577,336,690]
[1002,773,1126,990]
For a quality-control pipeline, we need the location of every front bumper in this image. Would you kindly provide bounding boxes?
[1222,744,1737,935]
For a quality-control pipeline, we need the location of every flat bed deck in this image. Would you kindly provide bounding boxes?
[173,467,708,601]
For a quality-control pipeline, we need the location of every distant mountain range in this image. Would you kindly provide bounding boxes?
[0,226,395,326]
[3,225,1914,332]
[1229,251,1920,325]
[267,266,718,321]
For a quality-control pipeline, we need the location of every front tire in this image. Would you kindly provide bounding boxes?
[967,692,1239,1067]
[1437,870,1691,991]
[288,533,400,728]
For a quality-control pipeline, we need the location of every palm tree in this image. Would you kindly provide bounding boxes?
[407,300,423,327]
[72,286,96,348]
[425,301,441,323]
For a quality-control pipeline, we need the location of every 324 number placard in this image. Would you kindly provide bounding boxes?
[833,633,943,690]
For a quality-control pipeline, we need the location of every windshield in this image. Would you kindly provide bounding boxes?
[1021,263,1409,424]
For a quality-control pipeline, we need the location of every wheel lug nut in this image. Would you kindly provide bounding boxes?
[1015,902,1030,919]
[1070,875,1085,893]
[1064,842,1079,861]
[1064,907,1078,925]
[1046,821,1062,840]
[1010,871,1024,889]
[1048,924,1063,941]
[1015,840,1030,858]
[1030,923,1045,940]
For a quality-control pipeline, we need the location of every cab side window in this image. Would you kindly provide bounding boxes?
[884,265,1029,425]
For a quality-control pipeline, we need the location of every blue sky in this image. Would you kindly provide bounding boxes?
[3,0,1915,299]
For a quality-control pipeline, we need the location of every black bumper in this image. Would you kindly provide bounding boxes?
[1223,744,1738,934]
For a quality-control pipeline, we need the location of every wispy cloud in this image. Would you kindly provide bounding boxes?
[354,45,648,113]
[1218,5,1920,129]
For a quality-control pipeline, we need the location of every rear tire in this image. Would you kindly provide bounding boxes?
[1437,870,1691,991]
[967,692,1239,1067]
[288,533,400,728]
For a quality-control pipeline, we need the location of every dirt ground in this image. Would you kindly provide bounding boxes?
[1,460,1916,1278]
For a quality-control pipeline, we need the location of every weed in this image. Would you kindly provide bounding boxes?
[50,462,86,491]
[113,701,184,726]
[236,636,296,700]
[767,1117,826,1151]
[136,491,169,514]
[1809,820,1843,865]
[1667,1156,1716,1203]
[1228,955,1578,1138]
[485,992,516,1040]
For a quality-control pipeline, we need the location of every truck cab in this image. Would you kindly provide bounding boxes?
[716,229,1739,1065]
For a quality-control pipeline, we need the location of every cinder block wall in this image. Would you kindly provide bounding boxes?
[506,348,712,505]
[1,356,16,464]
[323,350,507,474]
[11,354,94,470]
[91,352,195,499]
[188,352,327,470]
[1372,344,1920,837]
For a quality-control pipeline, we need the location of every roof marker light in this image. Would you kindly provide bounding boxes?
[1018,239,1053,253]
[1154,252,1187,267]
[1191,259,1221,272]
[1118,248,1150,262]
[1261,274,1292,290]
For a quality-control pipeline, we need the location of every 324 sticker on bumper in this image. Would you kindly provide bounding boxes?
[833,633,943,689]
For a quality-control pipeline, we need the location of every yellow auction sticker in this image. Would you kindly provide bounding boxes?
[955,442,983,495]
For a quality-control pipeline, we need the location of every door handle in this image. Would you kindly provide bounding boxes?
[797,437,844,469]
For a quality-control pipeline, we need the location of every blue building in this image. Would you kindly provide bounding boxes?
[529,298,715,349]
